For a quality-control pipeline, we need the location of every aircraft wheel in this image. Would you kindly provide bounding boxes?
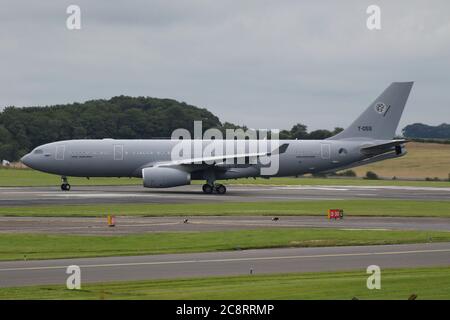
[202,184,213,194]
[61,183,71,191]
[215,184,226,195]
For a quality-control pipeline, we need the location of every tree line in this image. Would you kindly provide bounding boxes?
[0,95,361,161]
[402,123,450,140]
[0,96,222,161]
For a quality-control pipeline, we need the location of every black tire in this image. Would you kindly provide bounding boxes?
[61,183,71,191]
[202,184,213,194]
[66,184,71,191]
[215,184,226,195]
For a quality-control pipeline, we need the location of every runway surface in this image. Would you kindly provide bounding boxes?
[0,243,449,287]
[1,216,450,235]
[1,184,450,206]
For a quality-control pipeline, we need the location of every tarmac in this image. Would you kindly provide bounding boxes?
[0,184,449,206]
[0,215,449,235]
[0,243,449,287]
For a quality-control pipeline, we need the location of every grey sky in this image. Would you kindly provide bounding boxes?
[1,0,449,132]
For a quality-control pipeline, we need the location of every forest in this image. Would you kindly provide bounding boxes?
[8,95,445,161]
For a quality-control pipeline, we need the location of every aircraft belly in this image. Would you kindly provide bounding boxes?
[58,158,136,177]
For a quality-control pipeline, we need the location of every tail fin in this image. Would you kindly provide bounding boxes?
[328,82,413,140]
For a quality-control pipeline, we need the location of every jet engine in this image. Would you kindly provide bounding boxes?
[142,167,191,188]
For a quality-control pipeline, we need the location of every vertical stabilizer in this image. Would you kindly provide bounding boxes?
[329,82,413,140]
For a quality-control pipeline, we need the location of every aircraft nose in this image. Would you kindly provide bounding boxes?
[20,154,31,167]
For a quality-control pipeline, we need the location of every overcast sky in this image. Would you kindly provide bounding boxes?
[1,0,449,132]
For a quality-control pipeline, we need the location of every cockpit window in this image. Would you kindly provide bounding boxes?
[33,149,44,154]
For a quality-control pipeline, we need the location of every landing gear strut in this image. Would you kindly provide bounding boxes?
[202,170,226,194]
[202,183,226,195]
[61,176,71,191]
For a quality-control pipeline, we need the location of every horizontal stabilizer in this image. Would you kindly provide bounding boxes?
[322,149,407,173]
[360,139,408,155]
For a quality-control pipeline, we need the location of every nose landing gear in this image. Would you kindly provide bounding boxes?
[61,176,71,191]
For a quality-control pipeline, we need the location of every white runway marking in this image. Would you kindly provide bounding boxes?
[258,196,344,201]
[320,185,450,192]
[38,193,223,201]
[340,228,390,231]
[0,222,182,233]
[190,221,390,231]
[1,248,449,272]
[47,193,157,198]
[276,186,350,191]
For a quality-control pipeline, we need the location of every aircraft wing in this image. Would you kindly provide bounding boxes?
[153,143,289,168]
[360,139,408,155]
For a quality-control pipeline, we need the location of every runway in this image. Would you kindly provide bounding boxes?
[1,184,449,206]
[1,216,450,235]
[0,243,449,287]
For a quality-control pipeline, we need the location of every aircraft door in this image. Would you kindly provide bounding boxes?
[114,144,124,160]
[55,145,65,160]
[320,143,330,160]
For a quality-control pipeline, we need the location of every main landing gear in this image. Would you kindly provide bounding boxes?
[202,183,226,195]
[61,176,71,191]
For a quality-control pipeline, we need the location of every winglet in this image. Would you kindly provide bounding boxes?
[269,143,289,156]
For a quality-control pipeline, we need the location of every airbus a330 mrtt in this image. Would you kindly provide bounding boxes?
[21,82,414,194]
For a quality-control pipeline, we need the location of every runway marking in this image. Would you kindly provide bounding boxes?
[257,196,344,201]
[340,228,390,231]
[276,186,349,191]
[190,221,318,228]
[0,222,182,233]
[1,248,449,272]
[189,221,391,231]
[232,184,450,192]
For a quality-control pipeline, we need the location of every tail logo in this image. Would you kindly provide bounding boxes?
[374,102,387,114]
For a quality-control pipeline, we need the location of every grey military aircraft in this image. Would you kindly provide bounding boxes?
[21,82,413,194]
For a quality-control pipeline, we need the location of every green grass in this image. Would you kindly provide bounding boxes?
[353,142,450,179]
[1,167,449,187]
[1,266,449,299]
[1,228,449,261]
[1,200,449,217]
[221,177,450,187]
[0,167,140,187]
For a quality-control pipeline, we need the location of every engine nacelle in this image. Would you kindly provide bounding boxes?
[142,167,191,188]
